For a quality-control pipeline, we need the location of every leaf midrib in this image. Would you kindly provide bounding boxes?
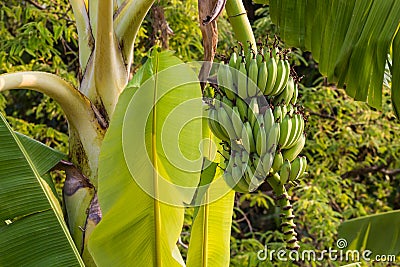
[152,52,162,267]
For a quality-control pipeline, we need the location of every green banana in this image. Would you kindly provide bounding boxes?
[285,113,304,149]
[222,95,233,109]
[289,157,302,182]
[241,149,250,164]
[273,105,283,123]
[252,114,264,144]
[231,106,244,138]
[290,80,299,105]
[271,46,280,62]
[278,114,293,149]
[271,150,283,173]
[218,64,236,101]
[224,170,248,193]
[280,102,288,118]
[264,55,278,95]
[247,56,259,98]
[241,121,256,153]
[266,122,280,153]
[256,48,263,67]
[256,125,267,157]
[218,106,237,140]
[269,58,287,96]
[282,133,306,162]
[263,105,274,133]
[284,76,295,104]
[299,156,307,179]
[261,152,274,175]
[236,97,248,122]
[279,159,291,184]
[208,107,229,141]
[273,75,294,105]
[248,97,259,128]
[237,60,247,99]
[258,60,268,95]
[252,154,266,177]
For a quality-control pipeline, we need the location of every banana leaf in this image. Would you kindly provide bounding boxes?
[186,113,235,267]
[88,50,203,266]
[0,112,83,266]
[338,210,400,257]
[269,0,400,117]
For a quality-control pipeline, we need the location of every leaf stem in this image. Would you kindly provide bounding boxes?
[114,0,155,71]
[69,0,94,73]
[225,0,256,52]
[0,71,106,182]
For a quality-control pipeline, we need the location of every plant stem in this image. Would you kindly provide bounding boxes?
[114,0,156,72]
[69,0,93,73]
[0,71,106,182]
[89,0,128,118]
[225,0,256,52]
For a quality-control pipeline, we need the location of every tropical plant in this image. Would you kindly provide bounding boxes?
[1,0,400,266]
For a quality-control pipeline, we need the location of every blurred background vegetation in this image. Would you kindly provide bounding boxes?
[1,0,399,266]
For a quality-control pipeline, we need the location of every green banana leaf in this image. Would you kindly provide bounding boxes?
[269,0,400,117]
[88,50,203,266]
[186,113,235,267]
[338,210,400,257]
[15,131,66,198]
[0,112,83,266]
[182,109,235,267]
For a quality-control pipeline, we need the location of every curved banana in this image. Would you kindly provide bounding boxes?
[256,125,267,157]
[263,105,274,133]
[271,150,283,174]
[278,115,292,149]
[232,106,244,138]
[273,105,283,123]
[289,157,302,182]
[218,106,237,140]
[247,56,258,98]
[290,80,299,105]
[237,60,247,99]
[241,121,256,153]
[264,56,278,95]
[248,97,259,128]
[236,97,248,122]
[282,133,306,162]
[285,114,303,149]
[279,159,291,184]
[266,122,280,153]
[262,152,274,175]
[258,60,268,95]
[208,107,229,141]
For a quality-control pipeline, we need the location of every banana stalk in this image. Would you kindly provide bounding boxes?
[225,0,256,53]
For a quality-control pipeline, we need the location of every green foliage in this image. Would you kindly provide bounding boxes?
[0,112,83,266]
[0,0,74,153]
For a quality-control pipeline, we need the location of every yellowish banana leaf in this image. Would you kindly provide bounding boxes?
[88,50,203,266]
[0,113,83,266]
[269,0,400,117]
[186,112,235,267]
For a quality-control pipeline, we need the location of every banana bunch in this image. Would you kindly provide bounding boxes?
[205,40,309,250]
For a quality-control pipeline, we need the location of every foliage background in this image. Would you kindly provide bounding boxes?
[1,0,400,266]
